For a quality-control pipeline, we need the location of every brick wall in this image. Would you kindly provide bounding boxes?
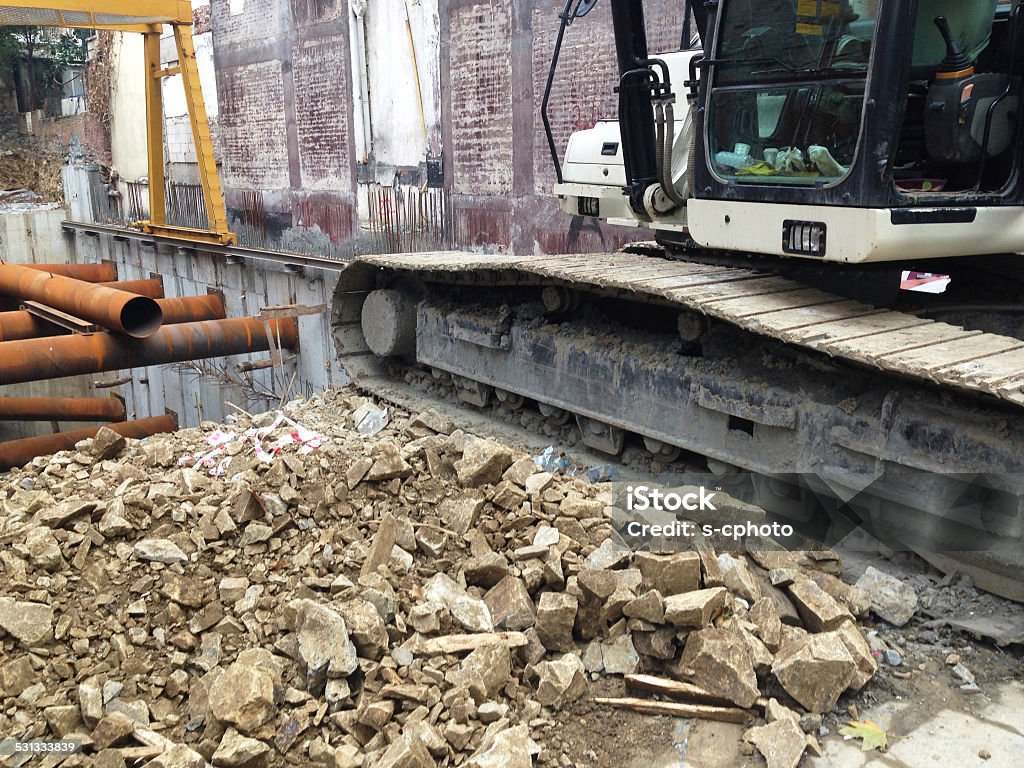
[217,60,290,189]
[292,35,350,189]
[449,2,514,196]
[205,0,687,255]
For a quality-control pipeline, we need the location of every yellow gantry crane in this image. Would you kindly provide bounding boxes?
[0,0,235,245]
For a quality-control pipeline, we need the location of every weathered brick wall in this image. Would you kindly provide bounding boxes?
[449,2,514,196]
[217,60,290,189]
[293,35,350,190]
[205,0,686,254]
[210,0,355,242]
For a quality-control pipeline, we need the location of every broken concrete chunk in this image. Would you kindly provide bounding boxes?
[535,592,578,652]
[584,538,631,570]
[749,597,783,652]
[787,579,854,633]
[623,589,665,624]
[484,576,536,631]
[635,552,701,596]
[464,724,536,768]
[212,727,271,767]
[208,650,278,734]
[454,437,513,486]
[663,587,728,629]
[834,621,878,691]
[772,631,856,713]
[677,628,760,709]
[448,642,511,703]
[91,426,127,460]
[744,716,808,768]
[854,566,918,627]
[0,596,54,647]
[717,553,762,603]
[291,598,359,679]
[601,633,640,675]
[366,441,412,481]
[33,498,95,528]
[338,599,389,660]
[533,653,587,710]
[503,456,538,487]
[133,538,188,564]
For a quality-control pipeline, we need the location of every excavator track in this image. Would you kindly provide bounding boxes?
[333,248,1024,601]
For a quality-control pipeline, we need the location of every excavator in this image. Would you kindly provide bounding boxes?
[336,0,1024,600]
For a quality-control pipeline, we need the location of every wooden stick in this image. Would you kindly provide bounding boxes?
[624,674,767,710]
[594,697,752,723]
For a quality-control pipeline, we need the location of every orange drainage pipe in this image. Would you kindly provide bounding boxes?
[0,294,227,342]
[0,395,126,422]
[0,316,298,386]
[25,262,119,282]
[0,262,162,338]
[0,413,178,471]
[98,278,165,299]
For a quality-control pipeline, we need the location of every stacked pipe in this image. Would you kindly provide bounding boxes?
[0,260,301,470]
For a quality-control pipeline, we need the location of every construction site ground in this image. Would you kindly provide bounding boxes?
[0,385,1021,768]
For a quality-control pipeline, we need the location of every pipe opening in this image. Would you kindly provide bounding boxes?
[120,297,164,338]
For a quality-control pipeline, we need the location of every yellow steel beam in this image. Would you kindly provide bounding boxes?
[143,30,166,230]
[0,1,192,26]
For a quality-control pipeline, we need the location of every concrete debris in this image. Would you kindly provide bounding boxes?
[213,727,272,766]
[0,391,887,766]
[532,654,587,709]
[787,579,854,633]
[0,596,54,646]
[677,628,761,709]
[854,566,919,626]
[744,716,809,768]
[772,632,857,713]
[291,598,360,679]
[663,587,728,628]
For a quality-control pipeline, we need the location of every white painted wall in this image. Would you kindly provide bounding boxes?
[162,31,219,120]
[364,0,442,167]
[109,33,149,182]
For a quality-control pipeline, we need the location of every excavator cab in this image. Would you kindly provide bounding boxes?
[551,0,1024,263]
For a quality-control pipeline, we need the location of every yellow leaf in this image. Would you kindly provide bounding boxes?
[839,720,888,752]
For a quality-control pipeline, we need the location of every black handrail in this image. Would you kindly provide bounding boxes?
[542,0,602,184]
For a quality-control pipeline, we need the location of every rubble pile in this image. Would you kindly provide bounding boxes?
[0,391,881,768]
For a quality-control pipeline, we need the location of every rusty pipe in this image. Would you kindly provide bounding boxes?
[0,413,178,471]
[0,395,126,422]
[0,262,162,338]
[0,295,227,342]
[0,310,50,342]
[98,278,165,299]
[157,294,226,324]
[0,316,299,386]
[25,262,119,282]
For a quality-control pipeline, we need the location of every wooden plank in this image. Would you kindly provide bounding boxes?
[594,697,753,723]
